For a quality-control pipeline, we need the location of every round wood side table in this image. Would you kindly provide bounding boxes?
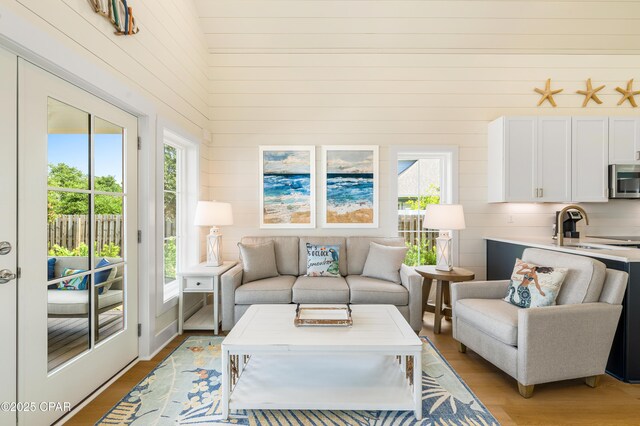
[414,266,475,334]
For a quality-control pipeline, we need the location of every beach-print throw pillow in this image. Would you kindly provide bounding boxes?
[504,258,568,308]
[306,243,341,277]
[57,268,89,290]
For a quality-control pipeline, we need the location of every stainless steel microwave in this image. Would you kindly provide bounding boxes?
[609,165,640,198]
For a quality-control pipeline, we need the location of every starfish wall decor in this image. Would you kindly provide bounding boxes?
[616,79,640,108]
[534,79,563,107]
[576,78,605,107]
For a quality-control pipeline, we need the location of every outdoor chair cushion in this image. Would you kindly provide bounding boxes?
[47,289,123,316]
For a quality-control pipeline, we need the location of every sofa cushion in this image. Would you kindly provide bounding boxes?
[240,236,299,276]
[361,242,408,284]
[292,275,349,303]
[238,241,279,284]
[346,237,405,275]
[522,248,606,305]
[346,275,409,305]
[47,289,123,315]
[235,275,296,304]
[455,299,520,346]
[299,237,347,276]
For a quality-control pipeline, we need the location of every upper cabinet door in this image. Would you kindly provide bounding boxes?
[609,117,640,164]
[572,117,609,202]
[537,117,572,202]
[505,117,537,201]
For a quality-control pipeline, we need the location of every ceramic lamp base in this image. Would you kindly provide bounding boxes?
[205,227,223,267]
[435,232,453,272]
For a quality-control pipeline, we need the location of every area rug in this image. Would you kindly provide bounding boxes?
[98,336,498,425]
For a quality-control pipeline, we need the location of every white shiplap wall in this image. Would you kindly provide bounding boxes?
[197,1,640,279]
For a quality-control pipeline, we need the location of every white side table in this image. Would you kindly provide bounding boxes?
[178,261,237,335]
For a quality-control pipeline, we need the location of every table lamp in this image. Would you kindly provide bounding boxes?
[423,204,466,271]
[194,201,233,267]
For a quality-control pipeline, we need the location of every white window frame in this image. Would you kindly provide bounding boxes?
[156,128,199,314]
[389,146,459,266]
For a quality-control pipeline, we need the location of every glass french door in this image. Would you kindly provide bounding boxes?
[0,46,18,426]
[17,59,138,425]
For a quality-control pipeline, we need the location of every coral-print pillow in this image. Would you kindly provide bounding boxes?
[504,259,568,308]
[57,268,89,290]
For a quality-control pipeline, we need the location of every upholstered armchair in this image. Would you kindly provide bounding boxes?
[451,248,628,398]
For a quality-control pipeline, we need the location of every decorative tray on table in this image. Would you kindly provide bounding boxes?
[294,304,353,327]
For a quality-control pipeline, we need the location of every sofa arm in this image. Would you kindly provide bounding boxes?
[517,303,622,386]
[400,264,424,332]
[450,280,510,308]
[221,263,244,331]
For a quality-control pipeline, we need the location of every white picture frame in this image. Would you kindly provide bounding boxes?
[321,145,379,228]
[259,146,316,228]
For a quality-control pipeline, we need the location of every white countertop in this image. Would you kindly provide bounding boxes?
[485,236,640,263]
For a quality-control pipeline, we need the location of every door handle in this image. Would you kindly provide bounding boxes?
[0,269,16,284]
[0,242,11,256]
[636,151,640,161]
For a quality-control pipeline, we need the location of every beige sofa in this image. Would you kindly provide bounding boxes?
[47,256,124,318]
[221,236,424,331]
[451,248,628,397]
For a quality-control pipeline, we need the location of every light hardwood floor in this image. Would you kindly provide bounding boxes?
[68,315,640,425]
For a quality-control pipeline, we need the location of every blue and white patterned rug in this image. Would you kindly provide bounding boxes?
[98,336,498,425]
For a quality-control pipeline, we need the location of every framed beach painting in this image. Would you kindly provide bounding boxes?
[259,146,316,228]
[321,146,379,228]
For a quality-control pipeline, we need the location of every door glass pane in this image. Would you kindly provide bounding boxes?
[94,266,124,344]
[164,239,177,285]
[94,195,124,263]
[47,98,89,190]
[48,273,91,371]
[94,117,124,192]
[47,191,90,277]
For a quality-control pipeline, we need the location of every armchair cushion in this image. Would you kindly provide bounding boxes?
[235,275,295,304]
[456,299,520,346]
[346,275,409,305]
[522,248,606,305]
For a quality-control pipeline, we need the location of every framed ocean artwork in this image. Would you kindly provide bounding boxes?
[321,146,379,228]
[259,146,316,228]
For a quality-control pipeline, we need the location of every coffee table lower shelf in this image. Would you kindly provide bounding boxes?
[224,354,421,417]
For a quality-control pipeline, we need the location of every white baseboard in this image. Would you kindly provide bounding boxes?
[55,357,138,425]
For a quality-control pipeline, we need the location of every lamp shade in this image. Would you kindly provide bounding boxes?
[194,201,233,226]
[423,204,466,230]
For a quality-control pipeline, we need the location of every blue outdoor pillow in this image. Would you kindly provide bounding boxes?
[47,258,56,280]
[95,258,112,295]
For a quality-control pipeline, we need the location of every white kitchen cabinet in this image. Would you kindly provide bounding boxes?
[609,117,640,164]
[488,116,571,202]
[572,117,609,202]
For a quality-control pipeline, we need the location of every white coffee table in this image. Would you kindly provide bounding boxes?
[221,304,422,420]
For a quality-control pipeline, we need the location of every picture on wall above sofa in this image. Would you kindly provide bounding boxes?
[322,146,379,228]
[259,146,316,228]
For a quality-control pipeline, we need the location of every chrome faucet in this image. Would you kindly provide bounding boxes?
[557,205,589,247]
